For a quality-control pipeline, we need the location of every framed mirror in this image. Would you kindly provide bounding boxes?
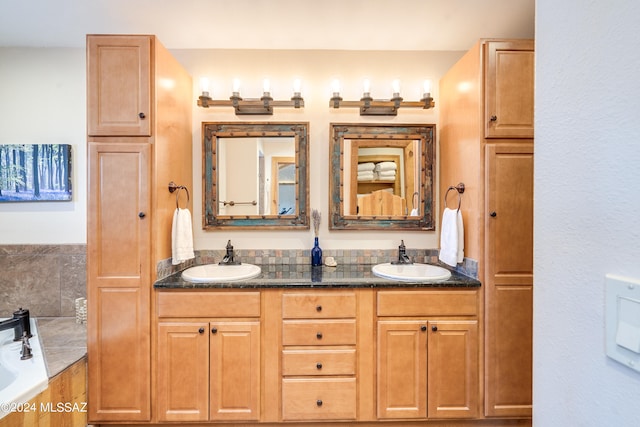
[203,122,309,229]
[329,123,435,230]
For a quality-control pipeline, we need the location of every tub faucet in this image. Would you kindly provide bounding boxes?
[0,308,31,341]
[219,240,241,265]
[20,332,33,360]
[391,240,413,265]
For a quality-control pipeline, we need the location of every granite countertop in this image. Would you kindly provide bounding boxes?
[154,263,481,289]
[36,317,86,378]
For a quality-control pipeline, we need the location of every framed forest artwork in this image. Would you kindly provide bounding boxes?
[0,144,72,202]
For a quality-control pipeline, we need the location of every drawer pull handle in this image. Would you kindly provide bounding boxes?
[139,112,146,119]
[198,327,205,334]
[420,325,427,332]
[432,325,438,332]
[316,332,323,340]
[316,399,323,407]
[211,327,218,334]
[316,305,322,312]
[138,212,146,218]
[316,362,323,370]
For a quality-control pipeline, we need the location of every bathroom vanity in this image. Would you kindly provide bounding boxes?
[150,265,484,425]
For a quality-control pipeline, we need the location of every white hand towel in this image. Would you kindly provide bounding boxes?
[172,208,195,265]
[357,171,375,181]
[376,170,397,179]
[439,207,464,267]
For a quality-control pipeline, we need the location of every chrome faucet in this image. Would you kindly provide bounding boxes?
[391,240,413,265]
[219,240,241,265]
[0,308,31,341]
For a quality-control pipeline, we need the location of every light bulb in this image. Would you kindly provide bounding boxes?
[232,78,241,94]
[392,79,401,96]
[363,78,371,95]
[293,78,302,95]
[263,78,271,94]
[199,77,210,95]
[423,79,432,97]
[332,79,341,95]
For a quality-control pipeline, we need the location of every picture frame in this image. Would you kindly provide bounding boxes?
[0,144,72,202]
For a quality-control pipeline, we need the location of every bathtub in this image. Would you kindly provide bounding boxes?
[0,318,48,419]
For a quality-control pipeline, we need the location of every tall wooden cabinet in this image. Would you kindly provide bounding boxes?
[439,39,534,419]
[86,34,193,423]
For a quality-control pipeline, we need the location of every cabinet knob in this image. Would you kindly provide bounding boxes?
[316,332,323,340]
[138,212,146,218]
[316,399,323,407]
[420,325,427,332]
[138,112,146,119]
[198,327,205,334]
[316,362,323,370]
[490,211,497,217]
[490,115,497,122]
[211,327,218,334]
[432,325,438,332]
[316,305,322,312]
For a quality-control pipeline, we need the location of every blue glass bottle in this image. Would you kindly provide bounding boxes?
[311,237,322,266]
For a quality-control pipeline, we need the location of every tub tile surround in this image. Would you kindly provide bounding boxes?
[0,245,86,318]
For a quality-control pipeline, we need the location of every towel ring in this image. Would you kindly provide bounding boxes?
[168,181,190,209]
[444,183,465,212]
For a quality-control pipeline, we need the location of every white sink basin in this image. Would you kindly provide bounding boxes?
[182,263,261,283]
[372,262,451,282]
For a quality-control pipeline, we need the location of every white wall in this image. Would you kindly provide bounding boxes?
[534,1,640,425]
[0,48,86,244]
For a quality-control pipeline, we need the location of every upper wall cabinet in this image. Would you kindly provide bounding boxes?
[484,40,534,138]
[87,35,152,136]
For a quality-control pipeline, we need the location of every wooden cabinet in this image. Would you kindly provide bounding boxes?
[86,142,151,422]
[87,35,151,136]
[86,34,192,424]
[156,292,261,422]
[484,40,535,139]
[439,38,534,419]
[281,291,358,421]
[484,143,534,416]
[376,290,479,420]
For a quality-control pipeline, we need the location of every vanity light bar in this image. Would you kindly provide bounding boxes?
[197,78,304,115]
[329,79,435,116]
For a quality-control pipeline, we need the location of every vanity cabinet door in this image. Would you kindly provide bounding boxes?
[427,320,479,418]
[87,35,151,137]
[484,39,535,139]
[377,320,427,419]
[157,322,209,422]
[210,321,261,421]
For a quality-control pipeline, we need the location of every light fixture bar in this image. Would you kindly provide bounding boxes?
[330,95,434,116]
[197,79,304,115]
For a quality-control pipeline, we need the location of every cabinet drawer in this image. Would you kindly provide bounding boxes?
[377,290,477,317]
[157,291,260,318]
[282,292,356,319]
[282,378,356,420]
[282,349,356,376]
[282,320,356,346]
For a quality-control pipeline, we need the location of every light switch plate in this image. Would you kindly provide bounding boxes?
[606,274,640,373]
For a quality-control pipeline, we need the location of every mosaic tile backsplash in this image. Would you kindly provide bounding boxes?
[158,248,478,281]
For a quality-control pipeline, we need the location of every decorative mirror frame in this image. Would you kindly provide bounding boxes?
[329,123,435,230]
[203,122,310,229]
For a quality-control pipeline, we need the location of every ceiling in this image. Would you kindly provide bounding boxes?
[0,0,534,51]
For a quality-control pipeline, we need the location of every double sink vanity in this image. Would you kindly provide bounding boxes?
[153,260,481,423]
